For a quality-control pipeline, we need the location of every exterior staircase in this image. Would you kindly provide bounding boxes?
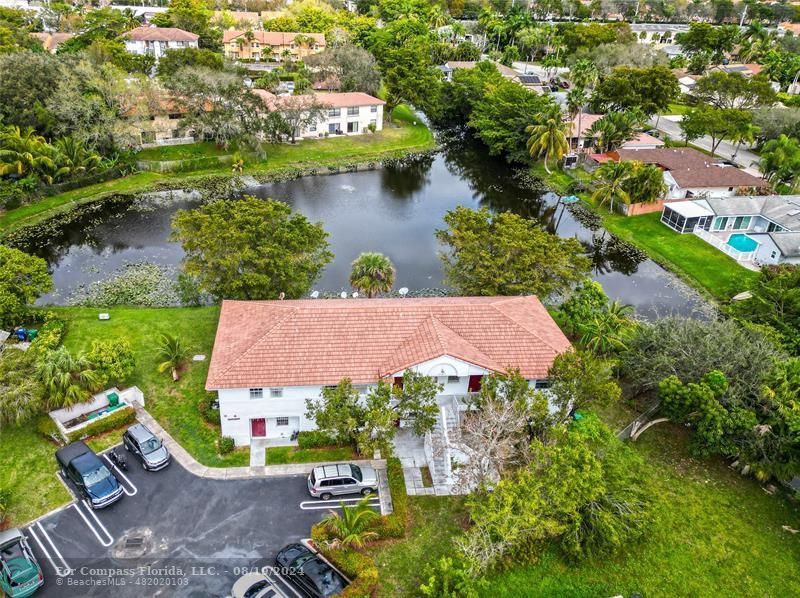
[427,404,459,489]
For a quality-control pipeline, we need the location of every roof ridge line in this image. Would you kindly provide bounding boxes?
[209,303,297,385]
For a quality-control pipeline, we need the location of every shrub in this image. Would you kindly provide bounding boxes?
[297,430,339,449]
[219,436,235,454]
[318,545,379,598]
[28,317,66,358]
[86,339,135,388]
[420,556,483,598]
[368,457,408,539]
[198,393,221,426]
[34,415,59,440]
[65,406,136,442]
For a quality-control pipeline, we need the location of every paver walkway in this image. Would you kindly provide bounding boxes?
[250,438,267,467]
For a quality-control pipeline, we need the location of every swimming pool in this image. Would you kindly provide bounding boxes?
[727,233,758,253]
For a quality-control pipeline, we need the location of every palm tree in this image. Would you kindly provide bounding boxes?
[579,311,630,354]
[586,111,640,153]
[730,122,759,162]
[760,134,800,192]
[591,160,633,213]
[625,162,667,204]
[526,107,569,174]
[428,6,450,29]
[156,333,192,381]
[566,88,587,150]
[569,58,598,91]
[37,347,100,408]
[0,126,56,179]
[349,252,396,298]
[320,496,379,548]
[54,137,102,176]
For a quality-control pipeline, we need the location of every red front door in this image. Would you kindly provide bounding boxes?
[251,418,266,438]
[468,375,483,393]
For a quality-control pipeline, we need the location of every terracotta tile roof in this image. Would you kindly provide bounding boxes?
[223,30,326,45]
[122,26,199,42]
[206,297,571,389]
[613,148,766,189]
[30,32,74,51]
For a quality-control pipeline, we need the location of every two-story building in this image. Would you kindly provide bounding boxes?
[252,90,384,138]
[222,30,326,62]
[206,297,571,447]
[122,26,199,60]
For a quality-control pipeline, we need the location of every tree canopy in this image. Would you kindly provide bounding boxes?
[0,245,52,328]
[590,65,679,116]
[435,206,591,297]
[171,197,333,301]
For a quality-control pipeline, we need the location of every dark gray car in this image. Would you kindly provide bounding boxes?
[123,424,170,471]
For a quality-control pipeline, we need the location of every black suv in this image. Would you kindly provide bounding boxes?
[275,544,347,598]
[55,442,123,509]
[122,424,170,471]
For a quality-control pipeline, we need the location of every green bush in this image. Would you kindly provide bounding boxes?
[65,406,135,442]
[28,317,66,358]
[297,430,339,449]
[318,545,379,598]
[219,436,235,454]
[368,457,408,539]
[0,488,10,530]
[34,415,59,440]
[198,393,221,426]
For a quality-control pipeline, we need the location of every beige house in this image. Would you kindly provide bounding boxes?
[30,32,74,53]
[223,31,326,62]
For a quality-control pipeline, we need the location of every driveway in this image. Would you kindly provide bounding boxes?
[648,115,764,177]
[23,450,376,597]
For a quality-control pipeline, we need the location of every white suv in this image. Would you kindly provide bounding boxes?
[307,463,378,500]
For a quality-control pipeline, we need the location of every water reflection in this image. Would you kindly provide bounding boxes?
[30,143,708,319]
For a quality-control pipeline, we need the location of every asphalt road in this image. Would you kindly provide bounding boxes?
[649,115,764,177]
[23,450,336,598]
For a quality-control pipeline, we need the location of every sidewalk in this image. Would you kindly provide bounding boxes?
[132,404,387,480]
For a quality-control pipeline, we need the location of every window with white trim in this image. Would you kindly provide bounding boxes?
[347,106,359,116]
[269,388,283,398]
[370,105,377,113]
[249,388,264,399]
[276,417,289,426]
[447,376,460,384]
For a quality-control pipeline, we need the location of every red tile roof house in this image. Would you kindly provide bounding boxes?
[601,147,768,201]
[252,90,385,138]
[567,113,665,153]
[206,297,571,462]
[122,26,199,60]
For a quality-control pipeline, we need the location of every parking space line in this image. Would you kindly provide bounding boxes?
[102,454,138,496]
[299,496,381,511]
[72,502,114,547]
[28,522,72,576]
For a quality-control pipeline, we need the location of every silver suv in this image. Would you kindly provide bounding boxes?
[307,463,378,500]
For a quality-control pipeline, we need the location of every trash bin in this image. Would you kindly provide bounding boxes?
[107,392,120,408]
[27,329,38,341]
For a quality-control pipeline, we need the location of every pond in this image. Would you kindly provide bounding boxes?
[30,141,709,319]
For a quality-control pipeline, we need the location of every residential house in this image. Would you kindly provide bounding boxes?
[222,30,325,62]
[29,32,74,53]
[130,99,193,147]
[205,296,571,447]
[567,113,664,152]
[603,147,767,200]
[122,26,199,60]
[661,195,800,265]
[252,90,384,138]
[630,22,690,46]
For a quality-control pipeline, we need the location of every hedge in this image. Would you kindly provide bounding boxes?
[318,545,379,598]
[369,457,408,539]
[297,430,340,449]
[65,406,136,442]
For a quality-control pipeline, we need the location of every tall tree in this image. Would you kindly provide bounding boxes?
[760,134,800,192]
[171,197,333,300]
[435,206,591,297]
[526,106,569,174]
[0,245,52,328]
[692,72,777,110]
[591,160,633,212]
[590,65,679,116]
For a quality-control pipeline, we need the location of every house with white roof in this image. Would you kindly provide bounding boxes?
[661,195,800,265]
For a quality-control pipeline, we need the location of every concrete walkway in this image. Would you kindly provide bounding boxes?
[132,404,387,481]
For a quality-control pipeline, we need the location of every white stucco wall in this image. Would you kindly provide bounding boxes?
[301,104,384,139]
[216,354,546,446]
[124,39,198,60]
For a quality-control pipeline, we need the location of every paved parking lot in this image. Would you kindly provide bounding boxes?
[25,447,380,597]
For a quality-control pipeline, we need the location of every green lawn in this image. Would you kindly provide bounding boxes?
[136,141,231,161]
[369,423,800,597]
[265,445,357,465]
[53,306,249,469]
[602,211,759,301]
[0,105,434,235]
[660,103,691,115]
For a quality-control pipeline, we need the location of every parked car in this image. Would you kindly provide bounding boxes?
[307,463,377,501]
[0,528,44,598]
[55,441,123,509]
[275,544,347,598]
[122,424,170,471]
[231,572,286,598]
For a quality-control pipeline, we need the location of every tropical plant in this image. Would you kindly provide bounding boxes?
[156,333,191,381]
[526,106,569,174]
[569,58,599,90]
[622,162,667,204]
[349,252,396,298]
[578,300,635,354]
[585,111,640,153]
[37,347,100,408]
[591,160,633,212]
[320,495,379,548]
[760,134,800,192]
